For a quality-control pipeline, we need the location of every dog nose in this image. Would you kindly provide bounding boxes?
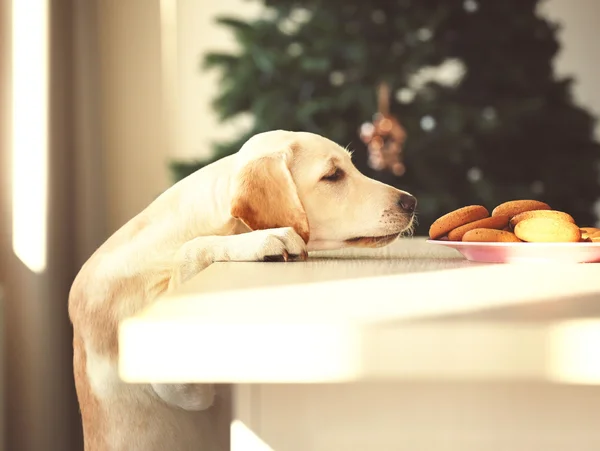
[398,193,417,213]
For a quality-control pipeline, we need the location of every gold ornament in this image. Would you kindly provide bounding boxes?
[359,82,407,176]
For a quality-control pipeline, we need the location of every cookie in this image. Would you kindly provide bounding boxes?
[509,210,575,229]
[448,215,509,241]
[429,205,489,240]
[462,228,521,243]
[514,217,581,243]
[580,227,600,239]
[492,200,551,218]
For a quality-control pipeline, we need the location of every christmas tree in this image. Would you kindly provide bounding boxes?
[170,0,600,233]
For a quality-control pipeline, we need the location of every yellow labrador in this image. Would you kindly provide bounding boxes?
[68,130,416,450]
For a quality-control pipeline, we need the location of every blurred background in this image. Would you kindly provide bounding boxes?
[0,0,599,450]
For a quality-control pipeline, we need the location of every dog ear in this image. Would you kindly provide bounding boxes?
[231,150,310,243]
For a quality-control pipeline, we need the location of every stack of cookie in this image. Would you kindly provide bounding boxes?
[429,200,600,243]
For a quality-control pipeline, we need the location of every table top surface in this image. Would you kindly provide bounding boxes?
[134,238,600,323]
[118,238,600,385]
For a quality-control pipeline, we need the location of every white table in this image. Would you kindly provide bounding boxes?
[119,238,600,451]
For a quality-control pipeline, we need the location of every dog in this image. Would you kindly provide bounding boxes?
[68,130,417,450]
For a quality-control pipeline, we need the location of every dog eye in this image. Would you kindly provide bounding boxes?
[321,168,344,182]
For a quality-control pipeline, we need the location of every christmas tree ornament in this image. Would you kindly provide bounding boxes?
[359,82,407,176]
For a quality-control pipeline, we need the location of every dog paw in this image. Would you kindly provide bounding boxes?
[259,227,308,262]
[151,383,216,411]
[235,227,308,262]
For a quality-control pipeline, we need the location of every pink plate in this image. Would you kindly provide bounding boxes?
[426,240,600,264]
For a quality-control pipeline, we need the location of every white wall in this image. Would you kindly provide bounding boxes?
[98,0,600,232]
[175,0,262,160]
[542,0,600,139]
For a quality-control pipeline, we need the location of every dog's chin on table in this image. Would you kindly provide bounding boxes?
[307,220,416,251]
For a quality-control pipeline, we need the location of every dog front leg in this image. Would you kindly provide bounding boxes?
[152,227,307,410]
[168,226,307,291]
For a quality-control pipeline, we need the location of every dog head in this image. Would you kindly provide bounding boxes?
[230,130,416,251]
